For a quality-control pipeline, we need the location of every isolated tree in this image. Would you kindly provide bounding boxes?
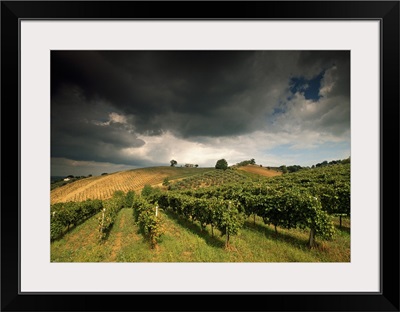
[279,165,288,174]
[170,159,177,167]
[215,159,228,170]
[250,158,256,165]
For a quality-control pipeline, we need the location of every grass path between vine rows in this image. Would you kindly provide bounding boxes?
[51,208,140,262]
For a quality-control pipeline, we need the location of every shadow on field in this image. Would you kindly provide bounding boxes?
[163,210,225,248]
[243,220,310,250]
[335,225,350,234]
[100,227,112,242]
[333,216,351,234]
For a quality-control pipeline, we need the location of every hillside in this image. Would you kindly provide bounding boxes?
[51,163,350,262]
[237,164,282,177]
[50,166,213,204]
[51,165,284,204]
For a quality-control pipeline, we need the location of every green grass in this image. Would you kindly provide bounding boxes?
[51,208,350,262]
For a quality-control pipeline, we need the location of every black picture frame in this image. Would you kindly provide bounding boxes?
[2,1,399,311]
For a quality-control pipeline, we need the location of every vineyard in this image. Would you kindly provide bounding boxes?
[51,163,350,262]
[50,166,214,204]
[167,168,257,190]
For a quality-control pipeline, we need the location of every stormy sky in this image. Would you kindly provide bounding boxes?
[51,51,350,176]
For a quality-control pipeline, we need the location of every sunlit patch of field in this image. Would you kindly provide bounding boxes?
[51,166,214,204]
[237,164,282,177]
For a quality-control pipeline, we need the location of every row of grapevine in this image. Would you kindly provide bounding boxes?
[155,192,243,247]
[50,199,103,240]
[97,191,134,240]
[132,196,164,248]
[153,186,334,247]
[263,164,351,224]
[310,182,350,214]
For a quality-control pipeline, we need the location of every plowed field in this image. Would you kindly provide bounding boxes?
[237,164,282,177]
[51,166,213,204]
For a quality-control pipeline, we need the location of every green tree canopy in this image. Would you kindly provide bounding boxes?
[215,159,228,170]
[170,159,177,167]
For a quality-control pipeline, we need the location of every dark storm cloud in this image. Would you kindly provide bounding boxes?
[51,87,147,166]
[52,51,263,138]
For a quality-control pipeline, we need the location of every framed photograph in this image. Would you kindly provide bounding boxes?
[2,1,399,311]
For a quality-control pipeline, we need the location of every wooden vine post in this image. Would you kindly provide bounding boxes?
[308,228,316,248]
[99,207,106,239]
[226,225,229,248]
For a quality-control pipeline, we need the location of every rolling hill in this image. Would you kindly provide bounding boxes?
[50,166,214,204]
[50,165,282,204]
